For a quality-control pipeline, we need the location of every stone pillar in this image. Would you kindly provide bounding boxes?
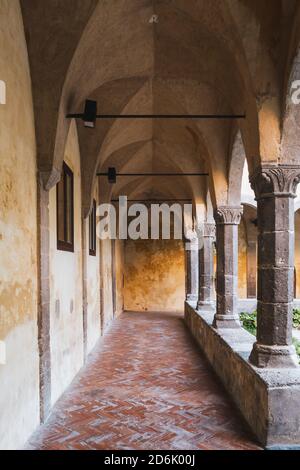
[247,240,257,298]
[82,216,88,362]
[213,206,243,328]
[249,165,300,368]
[197,223,215,311]
[37,176,52,422]
[185,238,199,303]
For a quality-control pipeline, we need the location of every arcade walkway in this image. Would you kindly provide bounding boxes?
[26,312,261,450]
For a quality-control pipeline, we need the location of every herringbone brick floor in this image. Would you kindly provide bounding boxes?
[26,311,261,450]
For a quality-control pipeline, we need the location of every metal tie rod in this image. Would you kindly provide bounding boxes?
[97,168,209,183]
[97,172,209,176]
[66,100,246,127]
[67,113,246,119]
[111,198,193,202]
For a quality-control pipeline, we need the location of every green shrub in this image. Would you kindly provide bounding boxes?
[293,309,300,329]
[240,309,300,333]
[292,339,300,364]
[240,310,300,360]
[240,311,257,336]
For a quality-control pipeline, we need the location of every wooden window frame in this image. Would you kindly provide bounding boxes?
[89,199,97,256]
[57,161,74,252]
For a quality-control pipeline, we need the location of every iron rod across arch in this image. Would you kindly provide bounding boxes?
[67,113,246,120]
[97,172,209,177]
[111,199,193,202]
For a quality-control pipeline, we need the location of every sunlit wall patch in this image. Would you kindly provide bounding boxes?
[0,341,6,365]
[0,80,6,104]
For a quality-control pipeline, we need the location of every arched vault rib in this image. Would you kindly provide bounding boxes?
[87,76,250,215]
[20,0,99,186]
[228,130,247,206]
[99,146,199,208]
[22,0,270,209]
[281,2,300,165]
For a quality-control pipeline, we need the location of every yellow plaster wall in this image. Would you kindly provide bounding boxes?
[115,239,125,317]
[49,120,84,405]
[0,0,40,449]
[124,239,185,313]
[85,184,101,355]
[100,238,114,332]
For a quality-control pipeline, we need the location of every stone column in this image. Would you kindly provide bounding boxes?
[37,175,52,422]
[247,240,257,298]
[197,223,215,311]
[213,206,243,328]
[185,238,199,303]
[249,165,300,368]
[82,216,88,362]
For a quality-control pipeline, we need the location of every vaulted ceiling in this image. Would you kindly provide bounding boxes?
[21,0,300,215]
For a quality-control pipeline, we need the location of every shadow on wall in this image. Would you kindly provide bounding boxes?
[124,239,185,313]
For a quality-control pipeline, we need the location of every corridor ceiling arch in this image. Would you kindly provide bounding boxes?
[20,0,300,215]
[21,0,261,213]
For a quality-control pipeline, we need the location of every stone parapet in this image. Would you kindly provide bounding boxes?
[185,301,300,447]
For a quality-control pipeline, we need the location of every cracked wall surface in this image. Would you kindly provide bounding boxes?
[0,0,39,449]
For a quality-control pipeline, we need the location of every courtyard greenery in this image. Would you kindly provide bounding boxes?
[240,309,300,361]
[293,338,300,357]
[293,308,300,329]
[239,311,257,336]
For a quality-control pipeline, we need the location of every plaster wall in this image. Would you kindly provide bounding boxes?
[0,0,40,449]
[124,239,185,313]
[100,239,114,332]
[49,121,84,406]
[84,185,101,355]
[115,239,125,317]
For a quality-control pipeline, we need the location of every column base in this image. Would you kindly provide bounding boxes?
[197,300,215,313]
[249,343,299,368]
[213,313,241,329]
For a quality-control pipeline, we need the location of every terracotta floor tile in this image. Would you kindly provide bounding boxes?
[26,311,261,450]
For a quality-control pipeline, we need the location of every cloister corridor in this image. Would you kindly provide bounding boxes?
[2,0,300,453]
[26,312,260,451]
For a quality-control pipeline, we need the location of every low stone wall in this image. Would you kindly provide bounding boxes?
[185,302,300,448]
[237,299,300,313]
[238,299,257,313]
[294,300,300,310]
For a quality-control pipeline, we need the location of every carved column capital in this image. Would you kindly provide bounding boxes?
[250,164,300,200]
[203,223,216,238]
[214,206,243,225]
[183,230,198,246]
[39,167,61,191]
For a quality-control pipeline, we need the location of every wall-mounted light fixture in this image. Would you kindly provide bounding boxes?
[66,99,97,128]
[108,167,117,184]
[83,100,97,128]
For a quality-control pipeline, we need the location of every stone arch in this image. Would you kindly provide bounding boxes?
[21,0,262,215]
[228,129,247,206]
[281,43,300,164]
